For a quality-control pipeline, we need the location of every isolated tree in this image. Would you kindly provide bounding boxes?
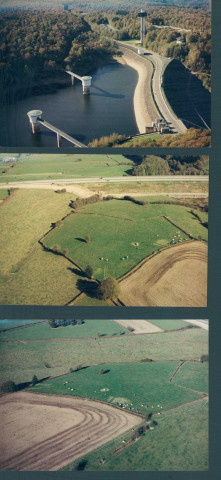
[32,375,38,385]
[99,368,104,375]
[85,265,94,279]
[62,248,69,256]
[85,235,90,244]
[97,277,120,300]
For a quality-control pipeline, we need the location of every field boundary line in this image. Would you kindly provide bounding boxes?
[118,239,195,284]
[163,215,195,239]
[169,360,186,382]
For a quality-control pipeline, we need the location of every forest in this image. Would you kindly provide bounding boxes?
[130,155,209,176]
[105,6,211,90]
[0,11,117,103]
[0,1,211,11]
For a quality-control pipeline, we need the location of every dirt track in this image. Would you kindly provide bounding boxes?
[114,320,163,334]
[0,392,141,471]
[119,241,207,307]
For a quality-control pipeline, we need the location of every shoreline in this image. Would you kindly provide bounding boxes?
[115,47,159,134]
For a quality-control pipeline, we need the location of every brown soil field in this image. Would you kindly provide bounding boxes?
[119,241,207,307]
[114,320,163,334]
[0,392,141,471]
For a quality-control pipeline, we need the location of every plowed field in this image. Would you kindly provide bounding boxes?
[119,241,207,307]
[0,392,141,471]
[114,320,163,334]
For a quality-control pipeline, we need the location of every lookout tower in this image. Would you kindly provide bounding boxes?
[138,9,147,43]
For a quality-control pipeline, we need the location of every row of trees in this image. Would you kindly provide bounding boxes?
[47,319,84,328]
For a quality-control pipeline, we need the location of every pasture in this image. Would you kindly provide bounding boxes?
[0,321,208,471]
[0,320,130,340]
[148,320,193,331]
[63,399,208,471]
[43,198,208,281]
[0,154,135,183]
[0,326,208,385]
[29,362,203,415]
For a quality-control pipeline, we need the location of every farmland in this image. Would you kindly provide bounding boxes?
[0,177,208,306]
[0,154,135,183]
[0,320,208,471]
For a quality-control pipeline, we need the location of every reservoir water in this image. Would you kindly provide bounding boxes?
[0,64,138,148]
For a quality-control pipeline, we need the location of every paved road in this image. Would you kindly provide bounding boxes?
[118,42,187,134]
[0,175,208,187]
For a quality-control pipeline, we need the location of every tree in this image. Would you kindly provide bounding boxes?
[85,265,94,279]
[0,380,17,393]
[85,235,91,243]
[97,277,120,300]
[99,368,104,375]
[32,375,38,385]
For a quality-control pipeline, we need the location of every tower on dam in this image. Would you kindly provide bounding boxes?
[138,9,147,43]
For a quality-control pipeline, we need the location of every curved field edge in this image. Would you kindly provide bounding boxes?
[61,399,208,471]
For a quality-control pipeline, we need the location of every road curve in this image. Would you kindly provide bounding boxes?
[117,42,187,134]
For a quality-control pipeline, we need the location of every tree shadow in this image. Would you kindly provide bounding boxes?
[67,267,86,277]
[75,237,86,243]
[76,279,99,298]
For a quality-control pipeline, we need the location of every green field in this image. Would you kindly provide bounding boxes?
[0,321,208,471]
[0,154,135,183]
[43,198,207,280]
[0,190,208,305]
[0,320,43,331]
[85,181,208,195]
[0,327,208,385]
[62,400,208,471]
[0,320,130,340]
[172,361,208,394]
[0,189,9,200]
[29,362,202,414]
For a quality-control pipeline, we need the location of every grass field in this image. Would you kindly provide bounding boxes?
[0,189,8,200]
[0,320,130,340]
[0,321,208,471]
[43,198,207,280]
[172,361,208,394]
[0,320,43,331]
[0,190,208,305]
[0,327,208,385]
[85,181,208,195]
[29,362,203,414]
[62,399,208,471]
[0,154,135,182]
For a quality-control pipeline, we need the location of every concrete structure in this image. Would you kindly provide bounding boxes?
[66,70,92,94]
[138,9,147,43]
[27,110,87,148]
[27,110,42,133]
[138,48,144,55]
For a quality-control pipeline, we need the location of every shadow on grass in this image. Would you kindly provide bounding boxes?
[67,267,86,277]
[76,279,99,299]
[75,237,86,243]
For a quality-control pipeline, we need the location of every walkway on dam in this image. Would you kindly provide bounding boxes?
[117,41,187,135]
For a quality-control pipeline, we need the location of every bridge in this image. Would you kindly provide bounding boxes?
[65,70,92,94]
[27,110,87,148]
